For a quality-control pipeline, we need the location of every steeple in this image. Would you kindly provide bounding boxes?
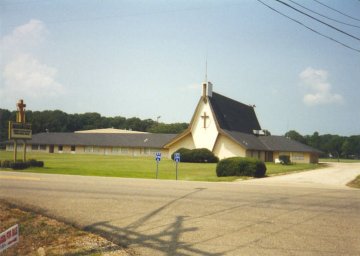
[202,81,213,102]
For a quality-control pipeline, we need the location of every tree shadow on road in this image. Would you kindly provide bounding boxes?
[84,188,224,256]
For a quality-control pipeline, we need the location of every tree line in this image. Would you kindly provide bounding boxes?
[1,108,359,159]
[285,130,360,159]
[0,109,188,142]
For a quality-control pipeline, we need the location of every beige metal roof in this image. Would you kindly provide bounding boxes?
[75,128,148,134]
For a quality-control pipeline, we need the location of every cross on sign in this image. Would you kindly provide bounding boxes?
[201,112,209,128]
[16,99,26,123]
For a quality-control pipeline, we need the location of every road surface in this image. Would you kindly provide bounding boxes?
[0,163,359,255]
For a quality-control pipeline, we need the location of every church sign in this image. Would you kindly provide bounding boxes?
[8,122,32,140]
[8,99,32,162]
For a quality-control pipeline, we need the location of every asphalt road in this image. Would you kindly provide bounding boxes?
[0,163,360,256]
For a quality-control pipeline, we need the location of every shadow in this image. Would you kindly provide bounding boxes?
[84,188,224,256]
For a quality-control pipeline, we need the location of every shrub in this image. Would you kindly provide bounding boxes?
[216,157,266,178]
[1,160,13,168]
[27,159,44,167]
[28,159,38,167]
[0,159,44,169]
[279,155,291,165]
[171,148,219,163]
[190,148,219,163]
[10,161,30,170]
[171,148,191,160]
[35,161,44,167]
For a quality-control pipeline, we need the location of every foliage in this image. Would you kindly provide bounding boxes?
[1,160,13,168]
[149,123,188,134]
[10,161,30,170]
[171,148,219,163]
[285,130,306,144]
[216,157,266,178]
[0,108,189,142]
[285,130,360,160]
[279,155,291,165]
[0,159,44,169]
[28,159,45,167]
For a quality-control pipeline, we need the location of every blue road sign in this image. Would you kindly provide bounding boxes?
[174,153,180,163]
[155,152,161,162]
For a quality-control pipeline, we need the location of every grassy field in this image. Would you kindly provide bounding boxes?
[0,151,323,182]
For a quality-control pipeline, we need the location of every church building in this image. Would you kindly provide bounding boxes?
[164,81,321,163]
[5,81,321,163]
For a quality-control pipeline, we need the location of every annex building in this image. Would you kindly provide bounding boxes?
[5,82,321,163]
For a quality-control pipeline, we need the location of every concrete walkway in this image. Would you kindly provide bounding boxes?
[244,162,360,188]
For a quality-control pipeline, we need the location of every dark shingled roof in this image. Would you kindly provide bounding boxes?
[24,132,177,148]
[209,92,321,153]
[223,130,268,150]
[209,92,261,134]
[259,136,322,153]
[223,132,321,153]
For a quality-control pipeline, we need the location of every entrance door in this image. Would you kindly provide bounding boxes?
[49,145,54,153]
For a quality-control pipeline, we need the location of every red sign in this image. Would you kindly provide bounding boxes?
[0,224,19,252]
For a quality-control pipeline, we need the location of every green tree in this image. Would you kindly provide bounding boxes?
[284,130,306,144]
[149,123,188,134]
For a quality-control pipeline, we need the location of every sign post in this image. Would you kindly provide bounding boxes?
[174,153,181,180]
[155,152,161,179]
[8,100,32,162]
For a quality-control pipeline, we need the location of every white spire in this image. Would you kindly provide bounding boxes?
[205,56,208,83]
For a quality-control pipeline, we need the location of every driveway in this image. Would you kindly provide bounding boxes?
[244,162,360,188]
[0,163,360,255]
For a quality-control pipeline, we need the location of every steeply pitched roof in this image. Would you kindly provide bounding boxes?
[209,92,261,134]
[24,132,177,148]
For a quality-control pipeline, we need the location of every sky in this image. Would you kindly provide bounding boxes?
[1,0,359,136]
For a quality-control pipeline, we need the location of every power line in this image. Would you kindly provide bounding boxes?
[274,0,360,42]
[313,0,360,22]
[256,0,360,53]
[289,0,360,28]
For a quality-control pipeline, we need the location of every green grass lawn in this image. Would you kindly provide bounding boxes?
[0,151,324,182]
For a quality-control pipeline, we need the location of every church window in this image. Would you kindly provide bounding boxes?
[85,146,92,152]
[292,153,304,160]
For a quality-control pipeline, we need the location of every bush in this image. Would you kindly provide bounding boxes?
[10,161,30,170]
[1,160,14,168]
[216,157,266,178]
[171,148,219,163]
[27,159,44,167]
[0,159,44,169]
[279,155,291,165]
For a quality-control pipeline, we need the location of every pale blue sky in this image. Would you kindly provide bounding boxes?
[1,0,359,136]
